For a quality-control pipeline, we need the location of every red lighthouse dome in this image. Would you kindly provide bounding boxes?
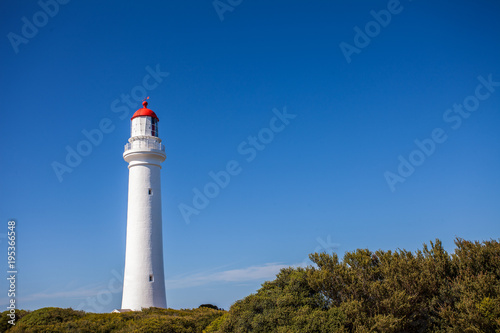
[131,100,159,121]
[130,99,160,137]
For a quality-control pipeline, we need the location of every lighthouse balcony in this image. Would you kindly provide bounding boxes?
[124,139,165,153]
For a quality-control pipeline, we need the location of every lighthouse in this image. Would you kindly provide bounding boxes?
[121,99,167,311]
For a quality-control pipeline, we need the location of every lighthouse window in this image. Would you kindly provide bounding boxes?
[149,274,154,282]
[152,118,158,137]
[148,188,152,195]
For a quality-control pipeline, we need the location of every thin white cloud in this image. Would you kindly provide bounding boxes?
[17,283,108,303]
[166,262,293,289]
[13,263,303,304]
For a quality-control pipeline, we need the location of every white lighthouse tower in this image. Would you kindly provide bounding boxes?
[121,99,167,311]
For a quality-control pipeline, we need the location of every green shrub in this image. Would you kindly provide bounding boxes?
[219,238,500,333]
[4,307,225,333]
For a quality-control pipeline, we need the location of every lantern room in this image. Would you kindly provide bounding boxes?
[130,100,159,137]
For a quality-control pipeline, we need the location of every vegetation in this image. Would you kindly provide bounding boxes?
[216,238,500,332]
[199,304,223,311]
[1,307,224,333]
[3,238,499,332]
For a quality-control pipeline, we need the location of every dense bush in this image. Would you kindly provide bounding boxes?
[3,307,225,333]
[0,309,29,332]
[199,304,222,311]
[216,238,500,332]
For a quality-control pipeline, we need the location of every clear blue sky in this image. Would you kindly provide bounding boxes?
[1,0,499,312]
